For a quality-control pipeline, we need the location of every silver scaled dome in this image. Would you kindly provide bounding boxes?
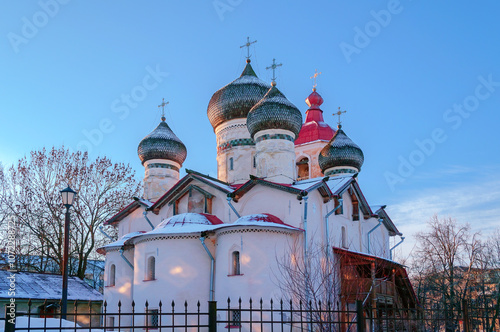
[318,126,364,173]
[207,60,271,131]
[137,118,187,166]
[246,85,303,139]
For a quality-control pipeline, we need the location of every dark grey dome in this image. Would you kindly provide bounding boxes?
[207,61,271,131]
[137,120,187,166]
[246,85,303,139]
[318,127,364,173]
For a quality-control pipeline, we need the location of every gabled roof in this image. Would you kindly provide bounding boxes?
[230,174,355,203]
[148,169,236,213]
[0,271,102,301]
[372,205,402,236]
[104,197,153,226]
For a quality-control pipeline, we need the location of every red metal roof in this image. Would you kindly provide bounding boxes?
[295,90,335,145]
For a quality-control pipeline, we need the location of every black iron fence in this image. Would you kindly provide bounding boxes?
[3,298,499,331]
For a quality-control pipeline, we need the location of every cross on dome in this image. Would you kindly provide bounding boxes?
[158,98,169,121]
[240,37,257,62]
[334,107,347,128]
[310,69,322,91]
[266,58,282,86]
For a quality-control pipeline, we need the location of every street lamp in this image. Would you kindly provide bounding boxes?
[60,186,77,319]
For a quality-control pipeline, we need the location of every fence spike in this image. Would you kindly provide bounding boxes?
[260,298,263,305]
[28,298,32,306]
[103,300,107,307]
[172,300,175,307]
[227,297,231,304]
[185,300,188,308]
[145,300,149,307]
[238,297,242,304]
[132,300,135,307]
[159,300,162,308]
[249,297,253,305]
[118,300,121,307]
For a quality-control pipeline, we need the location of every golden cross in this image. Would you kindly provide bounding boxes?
[158,98,169,121]
[240,37,257,59]
[334,107,347,127]
[310,69,322,90]
[266,58,282,84]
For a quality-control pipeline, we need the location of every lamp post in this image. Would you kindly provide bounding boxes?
[60,186,77,320]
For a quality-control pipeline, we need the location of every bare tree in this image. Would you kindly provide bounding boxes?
[412,215,482,332]
[274,236,376,331]
[0,147,141,278]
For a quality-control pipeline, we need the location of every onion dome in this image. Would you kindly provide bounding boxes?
[207,60,271,131]
[137,118,187,165]
[295,89,335,145]
[246,84,303,139]
[318,125,364,174]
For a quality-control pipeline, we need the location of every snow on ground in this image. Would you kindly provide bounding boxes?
[0,317,103,332]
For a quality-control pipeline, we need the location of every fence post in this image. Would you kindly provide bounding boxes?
[462,299,470,332]
[356,300,365,332]
[208,301,217,332]
[5,303,16,332]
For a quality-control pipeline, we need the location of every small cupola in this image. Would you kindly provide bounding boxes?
[318,124,364,176]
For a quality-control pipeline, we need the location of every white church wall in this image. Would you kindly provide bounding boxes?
[103,249,135,328]
[118,208,157,238]
[236,187,303,228]
[214,228,297,302]
[132,236,213,306]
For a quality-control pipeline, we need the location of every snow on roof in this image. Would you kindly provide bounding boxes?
[0,318,84,332]
[99,231,146,250]
[324,175,353,194]
[230,214,302,231]
[191,173,235,193]
[136,197,154,207]
[0,271,103,301]
[291,174,352,194]
[144,213,224,236]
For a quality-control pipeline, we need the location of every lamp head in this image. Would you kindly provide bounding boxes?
[60,186,77,209]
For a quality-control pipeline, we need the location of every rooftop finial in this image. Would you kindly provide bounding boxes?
[266,58,282,86]
[240,37,257,63]
[158,98,169,122]
[310,69,322,91]
[334,107,347,128]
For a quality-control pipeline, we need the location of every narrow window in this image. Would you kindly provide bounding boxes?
[146,309,159,328]
[232,251,240,275]
[352,201,359,221]
[253,155,256,168]
[109,264,116,286]
[296,157,309,180]
[146,256,155,281]
[229,157,234,171]
[334,197,343,215]
[341,226,347,248]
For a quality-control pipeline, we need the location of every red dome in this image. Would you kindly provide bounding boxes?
[305,90,324,108]
[295,90,335,145]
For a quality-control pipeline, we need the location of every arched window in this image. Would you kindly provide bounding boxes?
[109,264,116,286]
[296,157,309,180]
[229,157,234,171]
[146,256,155,280]
[341,226,347,248]
[232,251,240,275]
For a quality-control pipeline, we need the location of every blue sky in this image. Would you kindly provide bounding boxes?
[1,1,499,257]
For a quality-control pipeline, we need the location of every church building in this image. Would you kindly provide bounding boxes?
[98,42,415,328]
